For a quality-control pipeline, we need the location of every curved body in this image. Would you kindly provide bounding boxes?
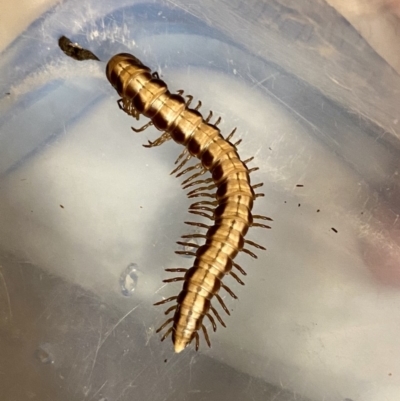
[106,53,268,353]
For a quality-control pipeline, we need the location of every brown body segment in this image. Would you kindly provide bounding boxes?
[106,53,271,353]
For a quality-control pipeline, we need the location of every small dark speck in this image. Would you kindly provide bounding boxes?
[60,205,64,209]
[269,147,272,151]
[164,359,167,363]
[296,184,304,187]
[298,203,301,207]
[361,212,364,215]
[317,209,320,213]
[140,206,143,208]
[20,178,27,181]
[389,372,392,376]
[331,227,338,233]
[31,210,33,213]
[284,201,287,204]
[5,92,10,95]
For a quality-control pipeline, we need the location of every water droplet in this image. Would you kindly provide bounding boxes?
[35,343,54,364]
[83,385,91,396]
[144,326,154,346]
[120,263,139,296]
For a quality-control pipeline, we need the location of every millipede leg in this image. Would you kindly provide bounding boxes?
[230,271,245,285]
[214,116,221,126]
[188,193,216,200]
[156,317,174,333]
[243,156,254,164]
[175,250,197,257]
[244,239,266,250]
[182,177,214,190]
[120,100,134,116]
[221,283,238,299]
[165,268,188,273]
[174,148,188,166]
[154,295,178,306]
[215,294,230,315]
[143,132,171,148]
[253,214,273,222]
[163,277,185,283]
[181,233,207,239]
[248,167,259,173]
[187,183,216,197]
[252,222,271,229]
[205,110,213,123]
[255,193,265,198]
[233,262,247,276]
[194,100,202,111]
[171,154,192,175]
[194,332,200,351]
[164,305,177,315]
[210,305,226,327]
[181,168,207,185]
[202,325,211,348]
[233,139,242,147]
[206,312,217,331]
[176,241,200,249]
[161,327,173,342]
[185,221,211,229]
[176,163,202,178]
[185,95,193,107]
[242,248,258,259]
[188,205,215,213]
[225,127,237,142]
[131,120,154,132]
[252,183,264,189]
[118,99,139,119]
[189,210,214,219]
[152,71,160,79]
[189,200,218,207]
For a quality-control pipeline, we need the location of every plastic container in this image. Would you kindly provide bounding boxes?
[1,1,400,400]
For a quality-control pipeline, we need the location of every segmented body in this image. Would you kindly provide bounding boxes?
[106,53,270,353]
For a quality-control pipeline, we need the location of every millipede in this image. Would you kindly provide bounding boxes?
[59,36,272,353]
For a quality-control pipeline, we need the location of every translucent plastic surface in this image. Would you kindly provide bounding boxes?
[1,1,400,401]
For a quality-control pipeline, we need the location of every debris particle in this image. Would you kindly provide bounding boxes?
[298,203,301,207]
[58,35,100,61]
[331,227,338,233]
[164,359,168,363]
[296,184,304,187]
[60,205,64,209]
[317,209,320,212]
